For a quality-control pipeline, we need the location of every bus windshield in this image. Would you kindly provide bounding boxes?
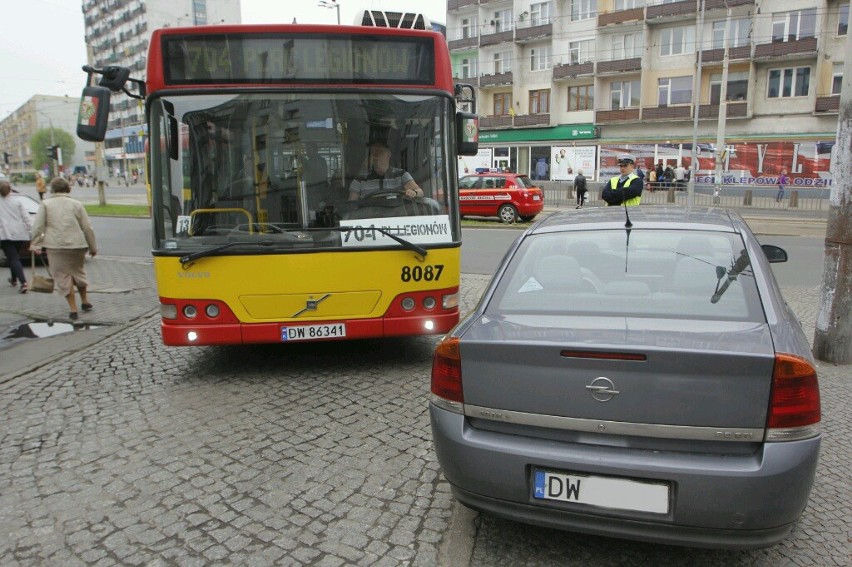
[149,92,456,253]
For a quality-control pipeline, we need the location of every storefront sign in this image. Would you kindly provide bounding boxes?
[478,124,596,143]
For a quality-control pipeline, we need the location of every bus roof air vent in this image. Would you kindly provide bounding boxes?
[358,10,431,30]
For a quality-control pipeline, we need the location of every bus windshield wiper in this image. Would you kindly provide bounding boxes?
[326,226,428,259]
[180,240,274,266]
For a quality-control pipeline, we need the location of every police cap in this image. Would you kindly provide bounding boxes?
[617,153,635,165]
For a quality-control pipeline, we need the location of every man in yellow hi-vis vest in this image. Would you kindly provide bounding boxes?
[602,153,643,206]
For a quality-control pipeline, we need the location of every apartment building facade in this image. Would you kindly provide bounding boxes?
[83,0,241,174]
[447,0,848,187]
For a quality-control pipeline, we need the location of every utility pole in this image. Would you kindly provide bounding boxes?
[813,30,852,363]
[713,6,731,204]
[687,0,705,208]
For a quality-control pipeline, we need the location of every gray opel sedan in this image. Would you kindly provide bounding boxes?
[431,207,821,549]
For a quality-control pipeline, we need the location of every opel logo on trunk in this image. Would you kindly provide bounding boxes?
[586,377,619,402]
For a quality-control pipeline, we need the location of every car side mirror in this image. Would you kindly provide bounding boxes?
[761,244,788,263]
[456,112,479,156]
[76,86,111,142]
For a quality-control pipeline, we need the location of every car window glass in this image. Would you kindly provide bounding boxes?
[516,176,533,188]
[460,176,479,189]
[484,178,495,189]
[486,229,764,322]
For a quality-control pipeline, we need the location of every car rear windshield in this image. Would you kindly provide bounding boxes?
[487,229,765,322]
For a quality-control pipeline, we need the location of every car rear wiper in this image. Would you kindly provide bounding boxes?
[180,240,275,266]
[710,249,750,304]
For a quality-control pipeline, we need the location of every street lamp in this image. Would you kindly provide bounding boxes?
[318,0,340,25]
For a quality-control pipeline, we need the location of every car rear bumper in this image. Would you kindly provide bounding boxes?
[431,405,820,549]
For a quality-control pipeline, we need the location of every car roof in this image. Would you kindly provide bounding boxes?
[532,206,745,234]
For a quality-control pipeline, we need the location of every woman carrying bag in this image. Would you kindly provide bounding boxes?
[30,177,98,320]
[0,180,33,293]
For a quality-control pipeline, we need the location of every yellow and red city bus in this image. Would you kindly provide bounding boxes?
[77,13,478,345]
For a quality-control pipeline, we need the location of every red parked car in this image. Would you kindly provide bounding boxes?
[458,172,545,224]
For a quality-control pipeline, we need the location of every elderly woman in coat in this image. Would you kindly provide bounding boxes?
[0,180,34,292]
[30,177,97,320]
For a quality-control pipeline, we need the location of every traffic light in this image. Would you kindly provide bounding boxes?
[2,151,9,165]
[46,146,56,160]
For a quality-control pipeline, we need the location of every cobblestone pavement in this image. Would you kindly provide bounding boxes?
[0,261,848,566]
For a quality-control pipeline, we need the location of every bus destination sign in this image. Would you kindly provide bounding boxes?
[163,34,435,85]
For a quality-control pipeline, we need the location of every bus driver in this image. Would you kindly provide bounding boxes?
[348,139,424,201]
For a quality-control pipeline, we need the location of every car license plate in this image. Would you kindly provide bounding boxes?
[281,323,346,341]
[532,195,541,201]
[533,469,669,514]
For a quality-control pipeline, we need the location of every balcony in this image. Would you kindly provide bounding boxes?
[597,57,642,74]
[453,76,480,87]
[704,0,754,10]
[698,101,748,119]
[646,0,697,23]
[596,108,641,123]
[753,37,818,60]
[479,71,513,87]
[642,105,692,121]
[480,29,514,47]
[515,21,552,43]
[448,36,478,51]
[553,61,595,80]
[815,95,840,113]
[700,44,751,64]
[598,7,644,27]
[448,0,478,11]
[513,113,550,127]
[480,115,513,129]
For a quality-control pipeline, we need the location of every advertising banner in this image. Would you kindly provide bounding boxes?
[458,148,492,177]
[550,146,597,181]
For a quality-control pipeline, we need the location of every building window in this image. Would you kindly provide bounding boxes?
[493,51,512,74]
[710,71,749,103]
[832,63,843,95]
[529,89,550,113]
[492,9,513,33]
[615,0,644,9]
[568,39,595,64]
[839,4,849,35]
[771,9,816,42]
[461,17,478,39]
[711,18,751,49]
[767,67,811,98]
[657,76,692,106]
[530,2,552,26]
[571,0,597,21]
[530,46,552,71]
[612,32,642,60]
[567,84,594,111]
[660,25,695,56]
[610,79,640,109]
[193,0,207,25]
[494,93,512,116]
[457,57,478,79]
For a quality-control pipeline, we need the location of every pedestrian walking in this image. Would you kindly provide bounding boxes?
[574,169,587,209]
[30,177,98,321]
[35,172,46,200]
[0,180,33,292]
[776,170,788,202]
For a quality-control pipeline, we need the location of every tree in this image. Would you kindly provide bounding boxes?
[30,128,76,173]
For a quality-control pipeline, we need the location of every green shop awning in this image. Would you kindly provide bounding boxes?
[478,124,597,143]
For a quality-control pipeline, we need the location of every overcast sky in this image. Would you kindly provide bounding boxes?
[0,0,449,118]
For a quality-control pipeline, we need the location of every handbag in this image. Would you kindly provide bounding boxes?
[30,250,54,293]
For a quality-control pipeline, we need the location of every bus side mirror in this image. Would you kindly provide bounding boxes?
[456,112,479,157]
[76,86,111,142]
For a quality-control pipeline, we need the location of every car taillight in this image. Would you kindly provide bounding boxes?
[431,337,463,412]
[765,353,821,441]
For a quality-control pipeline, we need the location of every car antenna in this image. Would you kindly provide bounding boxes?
[623,201,632,272]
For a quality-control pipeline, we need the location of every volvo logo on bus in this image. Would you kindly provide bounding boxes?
[292,293,331,318]
[586,377,619,402]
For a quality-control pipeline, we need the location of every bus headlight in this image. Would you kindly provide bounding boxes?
[423,297,437,310]
[401,297,416,311]
[442,292,459,310]
[205,304,220,318]
[183,305,198,319]
[161,304,178,319]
